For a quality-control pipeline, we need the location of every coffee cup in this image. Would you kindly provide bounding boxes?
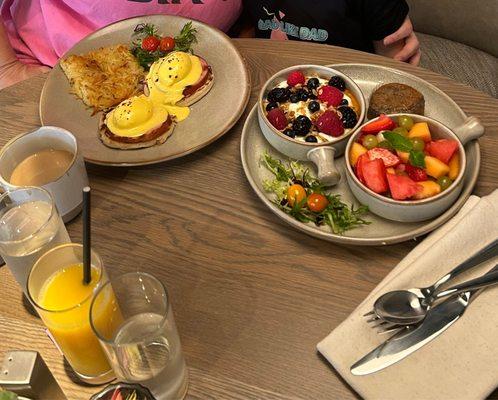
[0,126,89,222]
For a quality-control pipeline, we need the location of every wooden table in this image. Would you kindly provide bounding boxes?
[0,39,497,400]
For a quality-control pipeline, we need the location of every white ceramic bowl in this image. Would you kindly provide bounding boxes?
[257,65,366,186]
[345,114,484,222]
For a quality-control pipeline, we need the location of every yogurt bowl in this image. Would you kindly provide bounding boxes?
[345,113,484,222]
[257,65,366,186]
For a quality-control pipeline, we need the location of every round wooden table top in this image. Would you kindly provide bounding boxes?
[0,39,497,400]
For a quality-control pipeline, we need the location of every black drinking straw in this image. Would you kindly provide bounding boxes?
[82,186,91,285]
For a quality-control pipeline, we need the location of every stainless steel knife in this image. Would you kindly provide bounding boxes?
[350,264,498,376]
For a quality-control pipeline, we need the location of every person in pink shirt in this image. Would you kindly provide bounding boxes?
[0,0,242,88]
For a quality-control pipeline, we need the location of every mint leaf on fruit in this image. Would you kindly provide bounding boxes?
[409,150,426,168]
[383,131,413,152]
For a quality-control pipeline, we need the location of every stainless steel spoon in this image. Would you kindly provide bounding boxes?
[372,238,498,325]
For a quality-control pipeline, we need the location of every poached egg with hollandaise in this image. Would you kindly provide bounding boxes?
[101,51,212,149]
[146,51,203,107]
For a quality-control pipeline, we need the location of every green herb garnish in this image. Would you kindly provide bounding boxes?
[173,22,198,53]
[0,391,18,400]
[261,152,370,235]
[130,22,198,70]
[383,131,426,168]
[409,150,426,168]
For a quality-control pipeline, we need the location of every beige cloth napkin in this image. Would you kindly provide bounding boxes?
[317,189,498,400]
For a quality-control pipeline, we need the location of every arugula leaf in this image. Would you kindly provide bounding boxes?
[409,150,426,168]
[383,131,413,152]
[262,152,292,182]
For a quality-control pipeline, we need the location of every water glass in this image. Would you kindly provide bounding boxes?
[0,187,70,292]
[90,272,189,400]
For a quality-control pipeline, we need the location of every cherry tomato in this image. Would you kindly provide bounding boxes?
[287,184,306,207]
[142,35,160,51]
[159,36,175,52]
[307,193,329,212]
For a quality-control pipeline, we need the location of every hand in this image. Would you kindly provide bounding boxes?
[383,17,421,65]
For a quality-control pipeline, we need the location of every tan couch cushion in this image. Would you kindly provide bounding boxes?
[407,0,498,57]
[418,32,498,98]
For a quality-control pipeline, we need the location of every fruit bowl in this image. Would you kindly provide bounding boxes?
[257,65,366,186]
[345,114,484,222]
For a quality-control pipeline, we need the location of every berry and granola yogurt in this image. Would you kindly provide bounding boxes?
[263,70,361,143]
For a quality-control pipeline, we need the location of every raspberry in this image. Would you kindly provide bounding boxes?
[317,85,344,107]
[267,108,287,130]
[287,70,306,87]
[405,164,427,182]
[315,111,344,137]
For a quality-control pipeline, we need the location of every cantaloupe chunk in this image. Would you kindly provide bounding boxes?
[350,142,368,166]
[408,122,432,142]
[412,180,442,200]
[425,156,450,179]
[386,167,395,174]
[396,151,410,163]
[448,153,460,180]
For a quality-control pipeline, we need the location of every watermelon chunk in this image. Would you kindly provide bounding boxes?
[362,158,388,194]
[367,148,400,167]
[355,153,369,184]
[425,139,459,164]
[386,173,422,200]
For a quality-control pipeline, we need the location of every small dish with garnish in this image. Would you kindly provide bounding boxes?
[258,65,366,186]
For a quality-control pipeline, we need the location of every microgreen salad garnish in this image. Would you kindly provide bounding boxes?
[261,153,370,234]
[131,22,198,70]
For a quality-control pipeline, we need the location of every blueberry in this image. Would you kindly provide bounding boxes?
[307,78,319,90]
[297,90,309,101]
[308,92,317,100]
[328,76,346,91]
[289,93,300,103]
[266,102,278,112]
[305,135,318,143]
[283,129,296,138]
[339,106,358,128]
[267,87,291,103]
[308,101,320,113]
[292,115,312,135]
[340,99,349,106]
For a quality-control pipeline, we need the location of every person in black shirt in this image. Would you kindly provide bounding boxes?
[240,0,420,65]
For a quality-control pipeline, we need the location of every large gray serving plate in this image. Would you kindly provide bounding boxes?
[40,15,250,166]
[240,63,481,246]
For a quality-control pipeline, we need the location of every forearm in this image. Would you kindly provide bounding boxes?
[0,19,49,89]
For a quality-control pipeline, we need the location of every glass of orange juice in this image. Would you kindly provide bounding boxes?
[27,243,114,384]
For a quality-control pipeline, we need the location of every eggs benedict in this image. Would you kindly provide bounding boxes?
[145,51,213,106]
[99,95,176,149]
[99,51,213,150]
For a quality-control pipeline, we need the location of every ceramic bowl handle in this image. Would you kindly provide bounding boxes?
[453,116,485,146]
[307,147,341,187]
